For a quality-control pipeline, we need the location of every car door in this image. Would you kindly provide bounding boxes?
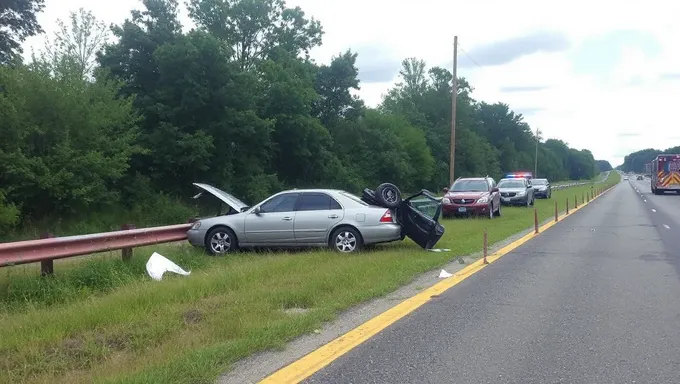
[398,191,445,249]
[244,192,300,245]
[293,192,344,244]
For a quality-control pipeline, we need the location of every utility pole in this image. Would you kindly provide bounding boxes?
[534,127,541,176]
[449,36,458,186]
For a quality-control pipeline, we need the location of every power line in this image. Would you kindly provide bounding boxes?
[458,44,483,69]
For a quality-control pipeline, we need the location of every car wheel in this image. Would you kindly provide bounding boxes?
[375,183,402,208]
[206,226,238,255]
[495,202,502,217]
[330,227,363,253]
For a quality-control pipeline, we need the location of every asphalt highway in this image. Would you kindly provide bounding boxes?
[304,180,680,383]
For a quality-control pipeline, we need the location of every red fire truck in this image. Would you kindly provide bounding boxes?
[651,154,680,195]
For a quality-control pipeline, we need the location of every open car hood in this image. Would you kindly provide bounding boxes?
[192,183,249,212]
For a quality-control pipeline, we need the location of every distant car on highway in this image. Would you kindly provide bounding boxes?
[531,178,552,198]
[498,177,535,207]
[441,177,501,219]
[188,183,445,255]
[624,176,629,180]
[637,175,644,180]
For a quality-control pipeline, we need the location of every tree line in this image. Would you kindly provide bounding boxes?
[618,147,680,173]
[0,0,602,233]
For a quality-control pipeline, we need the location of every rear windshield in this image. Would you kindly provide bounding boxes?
[498,180,525,188]
[451,180,489,192]
[340,191,368,206]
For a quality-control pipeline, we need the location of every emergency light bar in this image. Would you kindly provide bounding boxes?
[504,172,534,179]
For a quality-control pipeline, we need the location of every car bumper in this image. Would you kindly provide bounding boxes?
[187,229,207,247]
[500,195,529,205]
[443,203,490,216]
[360,223,403,244]
[534,189,549,197]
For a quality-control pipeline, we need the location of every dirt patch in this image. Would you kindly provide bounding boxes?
[283,307,310,315]
[94,333,131,351]
[183,309,204,325]
[58,337,87,358]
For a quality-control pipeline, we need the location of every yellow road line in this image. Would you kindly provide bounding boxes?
[259,184,615,384]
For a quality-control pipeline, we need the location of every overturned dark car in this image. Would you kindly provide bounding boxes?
[186,182,445,255]
[361,183,446,250]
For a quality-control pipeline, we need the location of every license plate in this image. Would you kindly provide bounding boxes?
[458,207,466,213]
[502,198,510,202]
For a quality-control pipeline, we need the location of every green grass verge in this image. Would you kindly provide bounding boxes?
[0,172,619,384]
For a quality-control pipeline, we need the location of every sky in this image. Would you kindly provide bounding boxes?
[21,0,680,167]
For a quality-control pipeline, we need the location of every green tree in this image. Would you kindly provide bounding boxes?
[0,0,45,64]
[0,60,141,218]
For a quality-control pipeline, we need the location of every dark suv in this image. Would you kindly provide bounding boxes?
[442,177,501,219]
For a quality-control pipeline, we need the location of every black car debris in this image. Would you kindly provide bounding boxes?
[361,183,445,250]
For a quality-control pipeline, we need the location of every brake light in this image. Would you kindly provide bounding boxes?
[380,210,394,223]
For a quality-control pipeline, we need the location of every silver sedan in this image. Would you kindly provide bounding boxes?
[187,183,403,254]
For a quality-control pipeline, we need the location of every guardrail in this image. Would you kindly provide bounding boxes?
[0,224,191,275]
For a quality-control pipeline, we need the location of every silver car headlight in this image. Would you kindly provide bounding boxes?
[477,196,489,203]
[191,221,201,230]
[516,191,526,196]
[442,197,451,204]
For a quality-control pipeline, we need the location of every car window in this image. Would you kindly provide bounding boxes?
[451,180,489,192]
[260,193,300,213]
[497,180,526,188]
[297,192,342,211]
[410,197,438,219]
[340,191,368,206]
[533,179,547,185]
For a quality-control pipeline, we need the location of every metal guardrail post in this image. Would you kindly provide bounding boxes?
[483,229,488,264]
[534,208,539,234]
[40,232,55,276]
[121,224,137,262]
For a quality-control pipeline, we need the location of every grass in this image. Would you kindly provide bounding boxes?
[0,172,619,384]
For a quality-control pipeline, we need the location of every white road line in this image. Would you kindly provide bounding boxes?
[663,224,671,229]
[652,209,657,212]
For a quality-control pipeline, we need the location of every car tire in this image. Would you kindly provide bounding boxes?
[330,226,363,253]
[495,202,502,217]
[375,183,402,208]
[205,226,238,255]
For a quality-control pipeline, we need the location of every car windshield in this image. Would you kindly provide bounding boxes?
[498,180,525,188]
[532,179,547,185]
[451,180,488,192]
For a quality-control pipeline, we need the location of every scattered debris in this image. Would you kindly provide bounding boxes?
[427,248,451,252]
[438,269,453,278]
[146,252,191,281]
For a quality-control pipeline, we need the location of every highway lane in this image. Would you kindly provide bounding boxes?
[304,181,680,383]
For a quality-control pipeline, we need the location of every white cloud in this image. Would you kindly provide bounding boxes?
[21,0,680,166]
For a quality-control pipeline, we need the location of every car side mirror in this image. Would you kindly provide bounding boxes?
[252,206,262,215]
[442,187,449,193]
[491,187,499,193]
